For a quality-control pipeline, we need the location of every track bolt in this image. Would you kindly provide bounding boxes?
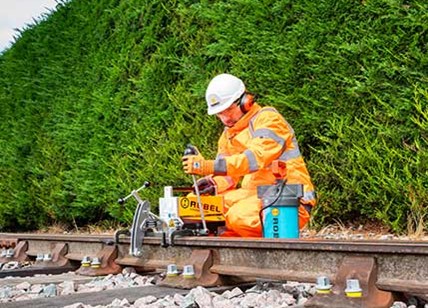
[36,253,44,261]
[81,256,91,267]
[166,264,179,277]
[43,253,52,262]
[345,279,363,297]
[91,257,101,268]
[6,248,14,258]
[315,276,332,294]
[182,264,195,279]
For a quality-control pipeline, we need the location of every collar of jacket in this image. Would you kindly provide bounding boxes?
[226,103,262,134]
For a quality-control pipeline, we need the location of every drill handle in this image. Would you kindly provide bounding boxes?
[118,181,151,204]
[183,144,199,156]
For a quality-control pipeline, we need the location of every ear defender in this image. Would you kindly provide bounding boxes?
[239,93,255,113]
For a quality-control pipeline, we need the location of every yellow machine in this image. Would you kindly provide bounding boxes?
[178,195,224,222]
[159,186,225,238]
[115,183,225,257]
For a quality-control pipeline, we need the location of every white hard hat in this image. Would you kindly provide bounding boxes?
[205,73,245,115]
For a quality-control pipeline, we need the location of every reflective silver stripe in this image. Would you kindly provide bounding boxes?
[279,148,301,161]
[278,130,302,161]
[249,107,278,137]
[244,149,259,172]
[214,158,227,175]
[253,128,285,147]
[249,106,302,163]
[302,190,316,202]
[249,121,255,137]
[216,153,225,160]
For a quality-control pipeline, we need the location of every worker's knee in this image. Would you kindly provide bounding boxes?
[225,201,262,237]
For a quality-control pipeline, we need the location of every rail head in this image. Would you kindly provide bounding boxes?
[169,237,428,255]
[1,233,427,255]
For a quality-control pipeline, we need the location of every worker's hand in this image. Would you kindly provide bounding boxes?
[194,177,217,195]
[182,154,215,175]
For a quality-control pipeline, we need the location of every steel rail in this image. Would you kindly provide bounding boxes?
[2,233,428,252]
[0,233,427,307]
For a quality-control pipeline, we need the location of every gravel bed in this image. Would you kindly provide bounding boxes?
[0,267,426,308]
[60,284,427,308]
[0,268,155,303]
[300,224,428,241]
[63,282,313,308]
[0,268,316,307]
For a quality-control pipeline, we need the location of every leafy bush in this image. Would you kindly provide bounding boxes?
[0,0,426,233]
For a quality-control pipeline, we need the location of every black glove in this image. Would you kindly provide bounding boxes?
[194,177,217,195]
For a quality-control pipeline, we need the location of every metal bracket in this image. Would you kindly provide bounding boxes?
[76,245,122,276]
[117,182,165,257]
[0,240,28,263]
[158,249,223,289]
[34,243,70,268]
[305,256,394,308]
[129,197,164,257]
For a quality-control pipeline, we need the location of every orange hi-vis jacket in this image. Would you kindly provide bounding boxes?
[210,103,316,237]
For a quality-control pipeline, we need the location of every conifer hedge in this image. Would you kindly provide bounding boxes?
[0,0,427,233]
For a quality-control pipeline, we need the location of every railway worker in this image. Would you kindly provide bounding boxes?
[182,73,316,237]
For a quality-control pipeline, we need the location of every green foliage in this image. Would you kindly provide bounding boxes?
[0,0,427,233]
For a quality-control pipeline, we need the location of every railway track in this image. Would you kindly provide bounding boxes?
[0,232,427,307]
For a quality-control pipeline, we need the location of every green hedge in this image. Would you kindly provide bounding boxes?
[0,0,426,233]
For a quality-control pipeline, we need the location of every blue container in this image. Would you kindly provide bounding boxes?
[257,184,303,239]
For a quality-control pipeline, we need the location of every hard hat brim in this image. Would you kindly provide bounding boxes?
[207,99,235,115]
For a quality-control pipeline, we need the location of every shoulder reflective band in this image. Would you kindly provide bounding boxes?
[253,128,285,147]
[279,147,302,161]
[249,107,278,136]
